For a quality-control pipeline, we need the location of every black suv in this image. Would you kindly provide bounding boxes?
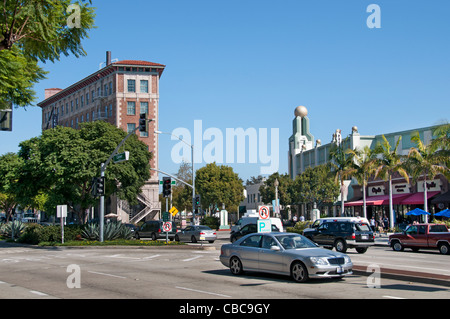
[303,220,374,253]
[135,220,177,240]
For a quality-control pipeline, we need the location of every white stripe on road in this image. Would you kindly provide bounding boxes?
[30,290,48,296]
[88,271,127,279]
[182,255,202,262]
[176,286,231,298]
[383,295,406,299]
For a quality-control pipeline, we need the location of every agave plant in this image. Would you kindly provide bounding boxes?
[81,222,99,240]
[81,221,132,241]
[1,221,26,239]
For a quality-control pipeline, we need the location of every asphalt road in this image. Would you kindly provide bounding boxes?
[0,238,449,300]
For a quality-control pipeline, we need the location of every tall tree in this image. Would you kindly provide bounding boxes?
[374,135,409,229]
[406,131,449,219]
[0,0,96,109]
[259,172,293,208]
[328,141,354,216]
[346,146,377,219]
[0,152,23,221]
[195,163,244,212]
[172,161,193,213]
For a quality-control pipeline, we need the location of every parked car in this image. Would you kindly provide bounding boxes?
[303,219,374,253]
[220,232,353,283]
[389,223,450,255]
[175,225,217,243]
[230,223,280,242]
[134,220,177,240]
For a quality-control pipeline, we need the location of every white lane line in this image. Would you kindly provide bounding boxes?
[88,271,127,279]
[182,255,202,262]
[142,254,161,260]
[30,290,49,296]
[383,295,406,299]
[176,286,231,298]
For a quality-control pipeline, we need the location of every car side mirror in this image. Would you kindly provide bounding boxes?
[270,245,280,251]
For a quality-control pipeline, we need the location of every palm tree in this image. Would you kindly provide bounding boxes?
[373,135,409,229]
[329,141,354,216]
[406,131,449,221]
[346,146,377,219]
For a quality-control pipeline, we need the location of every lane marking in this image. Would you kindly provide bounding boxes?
[383,295,406,299]
[182,255,202,262]
[176,286,231,298]
[88,271,127,279]
[30,290,48,296]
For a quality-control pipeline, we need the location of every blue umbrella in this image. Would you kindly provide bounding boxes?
[406,208,430,216]
[435,209,450,218]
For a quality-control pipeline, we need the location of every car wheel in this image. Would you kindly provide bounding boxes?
[356,247,368,254]
[334,239,347,253]
[391,240,404,252]
[230,257,243,275]
[191,235,197,243]
[291,261,309,283]
[438,242,450,255]
[151,233,157,241]
[135,232,140,240]
[175,234,180,242]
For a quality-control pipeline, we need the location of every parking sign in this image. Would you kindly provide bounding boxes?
[257,219,272,233]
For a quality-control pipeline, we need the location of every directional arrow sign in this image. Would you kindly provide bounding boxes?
[169,206,179,216]
[113,151,129,164]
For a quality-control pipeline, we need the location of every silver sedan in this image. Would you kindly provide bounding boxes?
[175,225,217,243]
[220,232,353,282]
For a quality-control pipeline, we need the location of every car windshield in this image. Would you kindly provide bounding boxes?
[355,223,371,232]
[276,234,317,249]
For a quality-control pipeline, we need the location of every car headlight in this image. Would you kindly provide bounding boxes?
[344,256,351,264]
[309,257,330,266]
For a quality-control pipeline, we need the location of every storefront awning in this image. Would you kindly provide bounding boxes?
[400,191,441,205]
[346,194,410,206]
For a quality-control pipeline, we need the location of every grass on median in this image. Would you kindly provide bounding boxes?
[37,239,185,247]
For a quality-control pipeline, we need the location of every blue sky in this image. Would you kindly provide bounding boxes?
[1,0,449,181]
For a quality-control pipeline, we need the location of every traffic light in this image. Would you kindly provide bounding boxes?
[139,113,147,132]
[96,176,105,196]
[91,177,98,197]
[194,194,201,208]
[162,177,171,198]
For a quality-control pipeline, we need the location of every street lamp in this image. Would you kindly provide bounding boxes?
[274,178,279,218]
[155,131,195,218]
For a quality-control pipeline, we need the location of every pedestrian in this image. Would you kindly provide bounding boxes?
[383,215,389,231]
[377,217,384,235]
[299,215,305,222]
[370,217,376,233]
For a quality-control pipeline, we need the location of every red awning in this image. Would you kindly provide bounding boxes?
[346,194,410,206]
[400,191,441,205]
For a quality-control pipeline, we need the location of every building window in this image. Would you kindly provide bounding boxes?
[71,101,73,112]
[109,104,113,117]
[127,123,136,133]
[75,98,78,109]
[86,93,89,105]
[109,82,113,94]
[127,101,136,115]
[140,80,148,93]
[140,102,148,114]
[127,79,136,92]
[86,113,89,122]
[81,95,84,107]
[91,90,95,102]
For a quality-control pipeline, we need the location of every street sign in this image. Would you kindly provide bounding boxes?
[159,180,177,185]
[257,219,272,233]
[258,206,270,220]
[162,222,172,232]
[169,206,179,217]
[113,151,129,164]
[162,211,170,222]
[57,205,68,218]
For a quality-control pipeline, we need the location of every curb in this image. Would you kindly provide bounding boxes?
[352,264,450,288]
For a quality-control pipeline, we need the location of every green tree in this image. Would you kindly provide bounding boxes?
[374,135,409,229]
[0,0,96,109]
[15,121,152,223]
[406,131,449,217]
[195,163,244,212]
[0,152,23,221]
[259,172,293,208]
[172,161,194,213]
[346,146,377,219]
[293,164,340,210]
[328,140,354,216]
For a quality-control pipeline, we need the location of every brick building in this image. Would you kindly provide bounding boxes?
[37,52,165,223]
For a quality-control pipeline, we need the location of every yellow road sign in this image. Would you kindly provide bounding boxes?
[169,206,179,216]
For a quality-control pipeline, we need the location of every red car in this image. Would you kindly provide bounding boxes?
[389,223,450,255]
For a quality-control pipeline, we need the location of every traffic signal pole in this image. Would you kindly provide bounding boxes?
[98,118,153,242]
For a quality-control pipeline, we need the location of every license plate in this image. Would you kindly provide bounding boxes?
[200,236,205,241]
[361,235,368,240]
[336,267,343,274]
